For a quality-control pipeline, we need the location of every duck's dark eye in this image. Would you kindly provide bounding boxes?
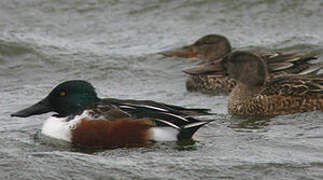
[59,91,66,96]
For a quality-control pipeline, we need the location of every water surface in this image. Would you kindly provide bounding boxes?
[1,0,323,179]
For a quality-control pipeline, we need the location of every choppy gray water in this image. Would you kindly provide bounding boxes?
[1,0,323,179]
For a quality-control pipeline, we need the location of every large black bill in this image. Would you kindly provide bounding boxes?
[11,97,53,118]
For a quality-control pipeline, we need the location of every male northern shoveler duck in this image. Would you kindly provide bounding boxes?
[159,34,321,94]
[189,51,322,116]
[11,80,213,149]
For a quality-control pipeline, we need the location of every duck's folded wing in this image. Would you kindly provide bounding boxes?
[100,98,213,127]
[261,51,321,75]
[263,74,323,96]
[102,98,212,116]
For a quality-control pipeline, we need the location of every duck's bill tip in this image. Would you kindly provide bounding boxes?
[11,111,30,118]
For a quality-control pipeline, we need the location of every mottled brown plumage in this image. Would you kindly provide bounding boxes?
[223,51,323,116]
[186,75,236,94]
[160,34,321,95]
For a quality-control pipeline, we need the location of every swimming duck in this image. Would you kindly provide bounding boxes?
[160,34,321,94]
[11,80,213,149]
[188,51,322,116]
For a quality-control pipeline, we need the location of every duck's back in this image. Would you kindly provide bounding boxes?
[228,75,323,116]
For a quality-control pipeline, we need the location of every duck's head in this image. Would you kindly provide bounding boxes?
[222,51,268,86]
[182,51,269,82]
[159,34,232,61]
[11,80,100,118]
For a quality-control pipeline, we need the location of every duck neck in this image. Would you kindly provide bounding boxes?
[228,82,267,116]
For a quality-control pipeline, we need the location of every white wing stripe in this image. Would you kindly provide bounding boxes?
[119,105,136,109]
[164,112,189,122]
[155,119,180,129]
[183,122,208,129]
[287,57,301,62]
[124,103,169,112]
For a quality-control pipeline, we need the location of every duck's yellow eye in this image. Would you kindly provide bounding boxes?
[60,91,66,96]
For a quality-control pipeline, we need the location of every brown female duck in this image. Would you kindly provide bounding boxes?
[192,51,322,116]
[160,34,321,94]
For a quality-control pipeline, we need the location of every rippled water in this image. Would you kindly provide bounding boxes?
[1,0,323,179]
